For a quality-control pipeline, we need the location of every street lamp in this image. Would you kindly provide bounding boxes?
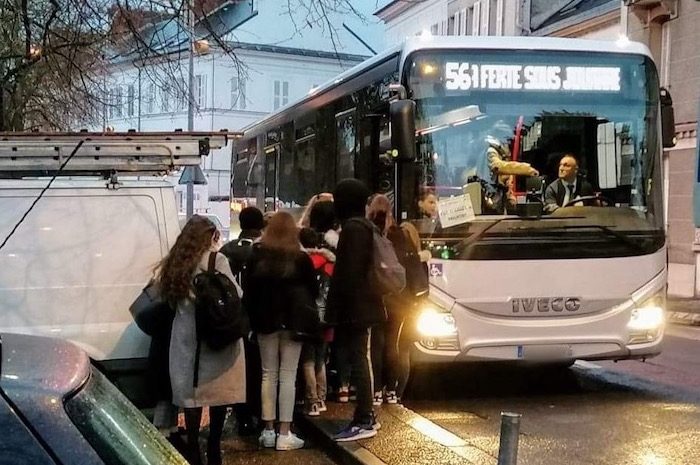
[186,0,196,218]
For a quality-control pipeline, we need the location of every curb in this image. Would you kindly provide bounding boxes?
[668,311,700,326]
[296,413,387,465]
[295,403,493,465]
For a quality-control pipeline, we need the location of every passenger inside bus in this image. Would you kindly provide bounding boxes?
[418,188,439,219]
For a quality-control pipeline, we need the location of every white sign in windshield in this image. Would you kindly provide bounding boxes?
[438,194,476,228]
[444,63,621,92]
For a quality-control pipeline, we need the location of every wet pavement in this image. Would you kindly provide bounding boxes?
[219,433,337,465]
[297,324,700,465]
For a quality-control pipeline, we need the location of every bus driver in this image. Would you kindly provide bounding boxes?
[544,153,595,213]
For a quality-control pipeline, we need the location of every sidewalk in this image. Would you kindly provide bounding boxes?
[668,297,700,326]
[296,402,494,465]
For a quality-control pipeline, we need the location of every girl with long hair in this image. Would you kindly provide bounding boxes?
[243,211,318,451]
[366,194,423,405]
[157,215,246,465]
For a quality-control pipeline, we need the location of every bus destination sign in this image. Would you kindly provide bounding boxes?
[444,62,621,92]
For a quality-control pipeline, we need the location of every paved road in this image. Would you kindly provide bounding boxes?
[595,325,700,392]
[403,324,700,465]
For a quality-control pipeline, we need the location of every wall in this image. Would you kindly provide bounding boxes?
[627,0,700,296]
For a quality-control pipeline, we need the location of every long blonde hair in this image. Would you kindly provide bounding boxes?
[260,211,300,253]
[366,194,395,235]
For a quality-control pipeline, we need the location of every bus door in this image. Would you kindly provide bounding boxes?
[361,111,395,198]
[263,143,279,212]
[336,108,357,182]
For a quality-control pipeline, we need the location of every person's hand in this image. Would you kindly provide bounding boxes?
[419,250,432,262]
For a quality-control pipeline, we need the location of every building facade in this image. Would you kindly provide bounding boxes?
[624,0,700,297]
[375,0,523,45]
[101,0,383,224]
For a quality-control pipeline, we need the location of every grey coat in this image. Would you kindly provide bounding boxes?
[169,251,246,408]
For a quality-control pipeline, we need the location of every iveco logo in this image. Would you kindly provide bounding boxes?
[512,297,581,313]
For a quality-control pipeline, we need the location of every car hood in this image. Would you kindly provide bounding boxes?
[0,332,90,398]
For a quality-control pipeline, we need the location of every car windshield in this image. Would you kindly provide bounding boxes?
[64,368,187,465]
[404,50,664,260]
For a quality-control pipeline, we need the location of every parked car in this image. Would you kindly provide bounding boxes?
[0,332,187,465]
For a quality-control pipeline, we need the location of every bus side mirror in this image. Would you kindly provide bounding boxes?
[390,100,416,161]
[660,87,676,148]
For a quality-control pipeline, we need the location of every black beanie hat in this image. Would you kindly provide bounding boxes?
[238,206,264,231]
[333,178,370,221]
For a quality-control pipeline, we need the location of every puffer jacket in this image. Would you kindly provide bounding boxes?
[243,244,318,335]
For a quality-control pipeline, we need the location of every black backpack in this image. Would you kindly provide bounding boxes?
[192,252,247,353]
[219,237,255,282]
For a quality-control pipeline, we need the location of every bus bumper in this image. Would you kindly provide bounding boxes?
[410,336,664,364]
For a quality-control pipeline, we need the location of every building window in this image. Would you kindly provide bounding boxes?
[160,85,170,113]
[195,74,207,109]
[490,0,503,35]
[430,23,438,35]
[127,84,135,116]
[231,77,246,109]
[146,84,155,114]
[273,80,289,110]
[106,91,113,119]
[114,86,122,118]
[472,2,481,36]
[179,78,187,110]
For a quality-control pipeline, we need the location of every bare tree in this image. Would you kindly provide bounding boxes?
[0,0,378,131]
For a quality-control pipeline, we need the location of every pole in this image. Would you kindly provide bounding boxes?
[186,0,195,219]
[497,412,521,465]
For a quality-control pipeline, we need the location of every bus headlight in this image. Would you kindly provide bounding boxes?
[417,308,457,337]
[627,294,665,344]
[416,307,459,350]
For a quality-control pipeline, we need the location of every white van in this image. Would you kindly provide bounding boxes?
[0,132,228,405]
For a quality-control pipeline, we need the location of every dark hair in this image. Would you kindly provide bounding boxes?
[419,186,437,201]
[299,227,320,249]
[156,215,218,302]
[239,206,264,231]
[308,200,336,233]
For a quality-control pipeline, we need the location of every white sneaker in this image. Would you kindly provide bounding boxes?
[373,391,383,406]
[305,402,320,417]
[276,432,304,451]
[318,400,327,412]
[258,429,276,448]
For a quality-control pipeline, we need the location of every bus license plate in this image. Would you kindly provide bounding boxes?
[518,344,572,360]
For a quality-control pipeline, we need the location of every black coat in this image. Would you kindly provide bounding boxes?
[326,217,386,328]
[243,245,318,335]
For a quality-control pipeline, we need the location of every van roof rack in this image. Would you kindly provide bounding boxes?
[0,131,236,176]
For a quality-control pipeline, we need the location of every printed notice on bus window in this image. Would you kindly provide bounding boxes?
[444,63,621,92]
[438,194,475,228]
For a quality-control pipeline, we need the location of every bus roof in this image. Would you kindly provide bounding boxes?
[241,35,653,136]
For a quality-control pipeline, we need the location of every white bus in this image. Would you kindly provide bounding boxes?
[232,36,676,365]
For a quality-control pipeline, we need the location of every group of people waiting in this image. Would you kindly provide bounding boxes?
[146,178,429,465]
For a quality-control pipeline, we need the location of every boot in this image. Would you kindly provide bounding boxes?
[184,440,202,465]
[206,441,222,465]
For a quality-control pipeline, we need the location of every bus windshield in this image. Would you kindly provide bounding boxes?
[404,50,664,260]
